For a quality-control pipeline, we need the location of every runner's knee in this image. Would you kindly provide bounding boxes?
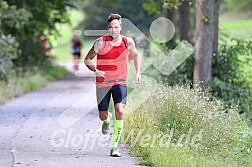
[99,111,108,121]
[115,104,124,119]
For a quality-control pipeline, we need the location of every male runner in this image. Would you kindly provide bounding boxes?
[84,13,141,157]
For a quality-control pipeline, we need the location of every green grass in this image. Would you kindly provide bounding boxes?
[42,63,69,81]
[220,19,252,39]
[219,11,252,39]
[219,11,252,40]
[22,74,47,93]
[123,85,252,167]
[0,65,69,105]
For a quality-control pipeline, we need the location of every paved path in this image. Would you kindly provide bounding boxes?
[0,62,144,167]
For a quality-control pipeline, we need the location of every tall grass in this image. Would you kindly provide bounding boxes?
[123,85,252,166]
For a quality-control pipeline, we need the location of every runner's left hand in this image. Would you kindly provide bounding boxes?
[135,73,141,84]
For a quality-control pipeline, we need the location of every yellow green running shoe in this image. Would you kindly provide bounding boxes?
[110,147,121,157]
[102,112,112,134]
[102,121,109,134]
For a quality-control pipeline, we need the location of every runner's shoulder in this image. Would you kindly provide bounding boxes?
[125,37,135,48]
[94,37,105,53]
[94,37,104,46]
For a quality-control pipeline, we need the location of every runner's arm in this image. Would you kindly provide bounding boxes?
[84,45,96,72]
[84,38,106,77]
[128,37,141,83]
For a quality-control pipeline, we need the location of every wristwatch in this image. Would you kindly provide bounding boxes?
[93,69,97,73]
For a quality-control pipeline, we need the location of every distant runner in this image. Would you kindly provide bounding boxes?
[71,30,83,70]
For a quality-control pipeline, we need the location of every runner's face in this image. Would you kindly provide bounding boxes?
[107,19,122,39]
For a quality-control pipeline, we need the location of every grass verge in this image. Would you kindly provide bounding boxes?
[123,85,252,167]
[0,64,69,104]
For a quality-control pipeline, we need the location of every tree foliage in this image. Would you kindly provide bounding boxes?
[142,0,193,15]
[0,0,31,79]
[142,0,163,16]
[0,0,75,80]
[80,0,156,32]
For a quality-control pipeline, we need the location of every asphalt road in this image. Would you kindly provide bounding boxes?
[0,63,144,167]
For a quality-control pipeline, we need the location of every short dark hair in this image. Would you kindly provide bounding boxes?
[107,13,122,24]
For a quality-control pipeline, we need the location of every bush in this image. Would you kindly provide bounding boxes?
[210,37,252,123]
[0,1,31,80]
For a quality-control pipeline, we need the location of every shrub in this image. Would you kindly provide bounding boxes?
[210,37,252,123]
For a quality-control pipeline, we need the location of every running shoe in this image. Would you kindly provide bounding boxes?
[110,147,121,157]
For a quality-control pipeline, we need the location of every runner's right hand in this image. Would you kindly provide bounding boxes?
[95,70,106,78]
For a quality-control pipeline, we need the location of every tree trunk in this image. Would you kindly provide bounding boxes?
[193,0,216,86]
[166,8,175,24]
[179,0,191,42]
[164,8,177,47]
[213,0,220,56]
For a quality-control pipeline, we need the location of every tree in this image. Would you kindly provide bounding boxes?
[193,0,219,86]
[81,0,156,32]
[2,0,74,69]
[213,0,220,55]
[0,0,31,79]
[179,0,192,42]
[143,0,195,45]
